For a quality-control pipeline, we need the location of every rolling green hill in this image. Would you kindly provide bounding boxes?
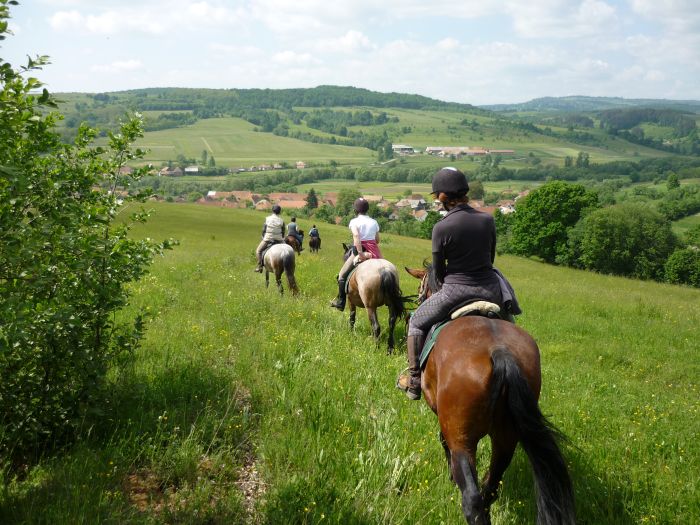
[3,203,697,524]
[54,87,698,169]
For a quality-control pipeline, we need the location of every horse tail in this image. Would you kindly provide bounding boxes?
[283,252,299,295]
[490,347,576,525]
[379,268,405,319]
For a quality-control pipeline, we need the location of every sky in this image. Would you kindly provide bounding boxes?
[3,0,700,105]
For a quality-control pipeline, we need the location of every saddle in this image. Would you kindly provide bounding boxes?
[261,240,282,259]
[418,299,511,368]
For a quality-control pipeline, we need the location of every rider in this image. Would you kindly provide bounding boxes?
[329,197,382,311]
[397,167,504,400]
[287,216,304,251]
[254,204,285,272]
[309,224,320,241]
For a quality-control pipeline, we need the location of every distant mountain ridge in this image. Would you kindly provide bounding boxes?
[481,96,700,113]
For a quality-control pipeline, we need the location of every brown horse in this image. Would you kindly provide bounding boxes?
[341,244,405,354]
[405,265,575,525]
[285,229,304,255]
[263,243,299,295]
[308,236,321,252]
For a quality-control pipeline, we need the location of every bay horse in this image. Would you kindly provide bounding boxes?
[341,243,405,354]
[308,236,321,253]
[263,243,299,295]
[405,265,575,525]
[285,229,304,255]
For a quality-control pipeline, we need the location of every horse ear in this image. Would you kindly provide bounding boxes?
[342,242,349,252]
[405,267,426,280]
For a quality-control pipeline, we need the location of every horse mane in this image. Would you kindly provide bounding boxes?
[422,260,442,294]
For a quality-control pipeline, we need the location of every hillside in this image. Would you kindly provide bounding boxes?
[5,202,697,523]
[482,95,700,113]
[53,86,698,169]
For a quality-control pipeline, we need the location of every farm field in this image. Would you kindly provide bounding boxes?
[131,117,376,167]
[99,106,678,170]
[2,203,698,524]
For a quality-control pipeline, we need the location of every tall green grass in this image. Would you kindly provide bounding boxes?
[1,203,698,524]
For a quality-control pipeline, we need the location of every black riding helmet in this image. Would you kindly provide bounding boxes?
[431,167,469,195]
[353,197,369,213]
[272,204,282,214]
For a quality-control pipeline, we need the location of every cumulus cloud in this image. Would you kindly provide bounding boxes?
[507,0,618,39]
[48,1,243,35]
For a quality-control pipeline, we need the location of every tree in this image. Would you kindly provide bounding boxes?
[566,203,677,280]
[509,181,598,263]
[665,248,700,287]
[468,180,485,200]
[208,154,215,167]
[336,188,362,216]
[419,211,441,239]
[201,149,208,165]
[575,151,590,168]
[305,188,318,209]
[667,171,680,190]
[0,5,172,463]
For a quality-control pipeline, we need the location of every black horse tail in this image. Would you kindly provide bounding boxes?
[379,268,405,319]
[490,347,576,525]
[283,251,299,295]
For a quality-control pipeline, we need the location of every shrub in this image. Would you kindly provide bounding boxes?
[0,6,172,464]
[665,248,700,287]
[566,203,677,280]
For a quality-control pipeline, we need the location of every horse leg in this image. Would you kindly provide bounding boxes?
[451,448,490,525]
[387,307,397,355]
[349,304,356,331]
[367,306,381,343]
[265,269,270,288]
[480,432,517,512]
[276,269,284,295]
[440,431,453,481]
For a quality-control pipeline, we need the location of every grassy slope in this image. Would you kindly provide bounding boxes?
[122,106,675,169]
[133,117,376,166]
[4,203,697,524]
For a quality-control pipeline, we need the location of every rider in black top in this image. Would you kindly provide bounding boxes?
[397,167,503,400]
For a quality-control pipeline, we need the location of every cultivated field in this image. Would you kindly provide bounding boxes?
[2,203,697,524]
[133,117,376,167]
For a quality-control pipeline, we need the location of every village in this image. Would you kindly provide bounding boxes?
[196,189,524,222]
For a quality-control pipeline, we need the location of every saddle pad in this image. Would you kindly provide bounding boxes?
[419,320,449,369]
[451,301,500,319]
[418,303,504,368]
[344,265,360,295]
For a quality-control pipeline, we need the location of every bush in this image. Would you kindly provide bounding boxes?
[0,8,172,464]
[665,248,700,287]
[565,203,677,280]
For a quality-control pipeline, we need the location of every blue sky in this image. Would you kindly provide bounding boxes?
[3,0,699,105]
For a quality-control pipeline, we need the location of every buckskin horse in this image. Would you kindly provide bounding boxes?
[263,243,299,296]
[340,243,405,354]
[285,229,304,255]
[404,265,575,525]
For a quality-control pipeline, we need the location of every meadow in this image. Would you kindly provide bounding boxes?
[132,117,376,167]
[107,106,675,170]
[1,203,698,524]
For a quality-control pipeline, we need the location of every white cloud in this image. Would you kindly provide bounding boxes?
[507,0,618,39]
[91,59,144,73]
[48,1,243,35]
[314,31,374,54]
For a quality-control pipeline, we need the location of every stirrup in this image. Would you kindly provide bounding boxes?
[396,368,421,400]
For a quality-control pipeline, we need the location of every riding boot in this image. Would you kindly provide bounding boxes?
[329,279,346,311]
[396,335,424,400]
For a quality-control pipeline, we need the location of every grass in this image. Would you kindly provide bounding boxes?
[132,117,376,166]
[1,203,698,524]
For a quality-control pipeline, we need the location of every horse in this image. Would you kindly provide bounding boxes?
[285,229,304,255]
[308,236,321,253]
[404,265,575,525]
[263,243,299,295]
[340,243,405,354]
